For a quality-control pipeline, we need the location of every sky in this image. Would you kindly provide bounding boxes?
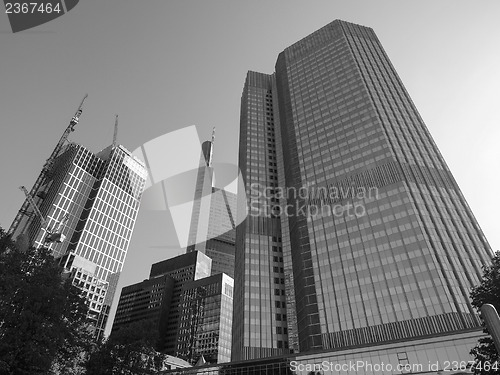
[1,1,499,336]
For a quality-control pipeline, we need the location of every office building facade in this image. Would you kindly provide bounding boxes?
[114,251,234,365]
[161,329,483,375]
[233,72,290,360]
[12,142,147,338]
[112,274,175,334]
[113,251,212,354]
[176,273,234,365]
[233,19,493,361]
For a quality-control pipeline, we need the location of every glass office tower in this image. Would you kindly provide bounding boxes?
[186,134,237,277]
[14,142,147,338]
[187,140,214,253]
[233,19,493,360]
[233,72,290,360]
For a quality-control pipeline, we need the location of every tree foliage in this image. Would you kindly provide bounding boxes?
[86,319,166,375]
[0,227,93,375]
[1,226,167,374]
[470,251,500,375]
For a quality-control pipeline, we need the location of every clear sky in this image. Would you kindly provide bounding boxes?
[1,0,499,336]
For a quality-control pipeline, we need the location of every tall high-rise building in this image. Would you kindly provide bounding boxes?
[233,19,493,362]
[186,132,237,277]
[233,72,290,360]
[186,138,215,254]
[9,111,147,338]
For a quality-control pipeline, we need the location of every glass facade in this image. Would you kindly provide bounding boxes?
[233,72,290,360]
[18,142,147,338]
[113,251,213,354]
[187,140,215,253]
[206,188,237,277]
[161,330,483,375]
[177,273,234,364]
[112,274,175,334]
[151,251,212,354]
[233,19,493,360]
[187,136,237,277]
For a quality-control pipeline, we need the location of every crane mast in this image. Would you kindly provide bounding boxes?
[18,186,68,245]
[8,95,88,237]
[18,186,46,226]
[112,114,118,148]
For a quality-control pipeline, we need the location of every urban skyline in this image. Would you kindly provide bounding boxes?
[2,0,498,340]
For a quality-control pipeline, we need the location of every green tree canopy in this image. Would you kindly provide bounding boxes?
[470,251,500,375]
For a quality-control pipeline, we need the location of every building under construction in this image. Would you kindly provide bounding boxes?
[8,97,148,338]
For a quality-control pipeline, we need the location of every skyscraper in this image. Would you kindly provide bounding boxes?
[186,138,215,254]
[233,72,290,360]
[186,132,237,277]
[9,109,147,338]
[233,19,492,361]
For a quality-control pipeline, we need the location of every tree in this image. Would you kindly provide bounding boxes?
[470,251,500,375]
[86,319,166,375]
[0,227,93,375]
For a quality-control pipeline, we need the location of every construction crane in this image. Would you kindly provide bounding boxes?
[18,186,68,244]
[8,94,87,238]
